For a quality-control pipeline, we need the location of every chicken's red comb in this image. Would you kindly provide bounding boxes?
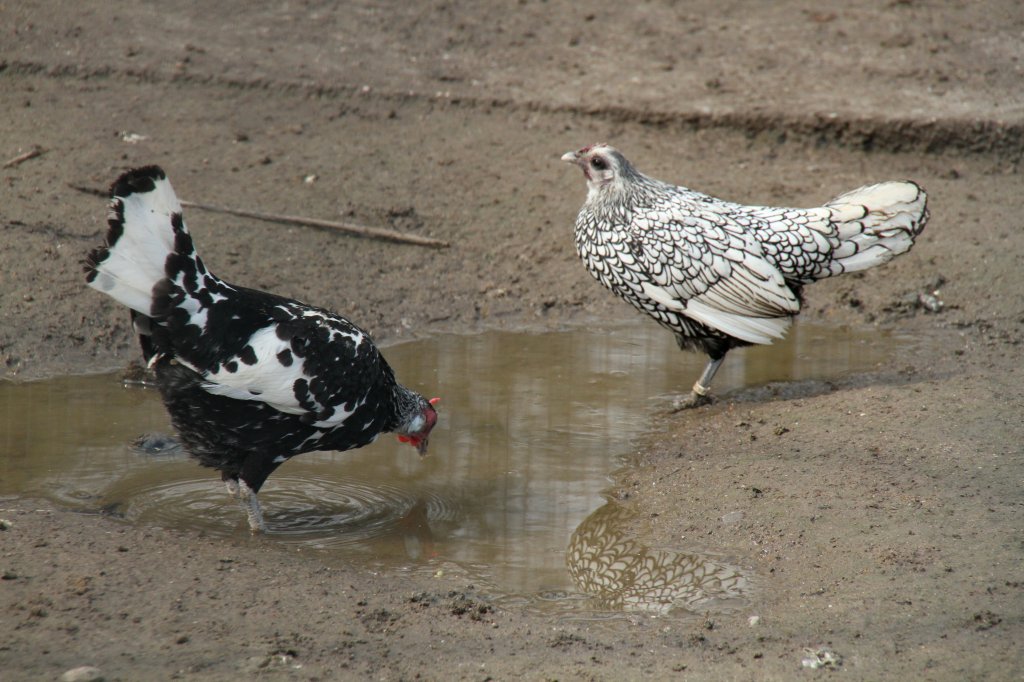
[397,435,411,443]
[429,397,440,406]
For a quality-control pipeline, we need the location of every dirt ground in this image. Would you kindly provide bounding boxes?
[2,1,1022,679]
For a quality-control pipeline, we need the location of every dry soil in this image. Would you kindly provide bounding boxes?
[1,1,1022,680]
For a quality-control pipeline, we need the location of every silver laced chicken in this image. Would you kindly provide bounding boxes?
[562,144,928,409]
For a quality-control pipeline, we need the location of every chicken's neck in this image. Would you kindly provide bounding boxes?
[388,382,427,434]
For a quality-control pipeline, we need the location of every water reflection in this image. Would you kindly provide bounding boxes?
[567,500,748,614]
[0,322,908,610]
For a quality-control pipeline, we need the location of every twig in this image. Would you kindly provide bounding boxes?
[179,199,449,249]
[3,147,46,168]
[69,184,108,198]
[68,184,450,249]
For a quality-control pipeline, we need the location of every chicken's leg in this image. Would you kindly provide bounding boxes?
[672,355,725,411]
[225,477,266,532]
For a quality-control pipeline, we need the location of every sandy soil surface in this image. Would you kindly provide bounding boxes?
[2,1,1022,679]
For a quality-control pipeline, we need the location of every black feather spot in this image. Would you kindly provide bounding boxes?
[193,287,214,308]
[277,349,293,366]
[150,279,175,318]
[105,204,126,246]
[109,165,165,198]
[238,345,257,365]
[170,211,186,233]
[164,252,191,279]
[275,321,302,342]
[224,361,239,373]
[83,246,109,281]
[293,378,311,406]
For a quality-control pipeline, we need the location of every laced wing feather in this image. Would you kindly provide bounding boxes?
[695,255,799,318]
[632,205,799,343]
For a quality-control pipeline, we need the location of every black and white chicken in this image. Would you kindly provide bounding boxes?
[86,166,438,531]
[562,144,929,408]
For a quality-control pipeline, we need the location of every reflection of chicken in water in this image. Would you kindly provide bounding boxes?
[567,501,748,614]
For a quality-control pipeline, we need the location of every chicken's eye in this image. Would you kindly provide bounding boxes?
[590,157,607,171]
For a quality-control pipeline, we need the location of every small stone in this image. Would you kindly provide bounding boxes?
[60,666,104,682]
[721,511,744,525]
[917,291,944,313]
[801,647,842,669]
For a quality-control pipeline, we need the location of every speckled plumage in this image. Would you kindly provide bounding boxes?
[563,144,928,407]
[86,166,437,530]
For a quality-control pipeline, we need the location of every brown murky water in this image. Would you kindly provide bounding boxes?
[0,322,909,616]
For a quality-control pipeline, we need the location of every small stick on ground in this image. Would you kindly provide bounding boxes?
[3,147,46,169]
[69,184,449,249]
[179,199,449,249]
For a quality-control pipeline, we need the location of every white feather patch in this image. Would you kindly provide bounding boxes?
[684,299,791,345]
[88,175,185,315]
[200,326,311,415]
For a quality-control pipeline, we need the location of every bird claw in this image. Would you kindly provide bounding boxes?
[670,391,715,412]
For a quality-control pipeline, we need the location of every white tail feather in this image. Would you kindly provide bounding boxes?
[820,181,928,278]
[86,168,184,316]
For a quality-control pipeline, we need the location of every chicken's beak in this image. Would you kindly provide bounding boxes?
[416,437,429,456]
[561,150,579,164]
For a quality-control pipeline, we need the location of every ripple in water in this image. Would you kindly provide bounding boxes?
[106,474,462,551]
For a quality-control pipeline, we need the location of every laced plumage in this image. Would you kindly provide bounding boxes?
[562,144,928,408]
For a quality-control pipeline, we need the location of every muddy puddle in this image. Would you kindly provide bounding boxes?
[0,322,910,617]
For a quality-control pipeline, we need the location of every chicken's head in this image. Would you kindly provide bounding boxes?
[397,396,439,456]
